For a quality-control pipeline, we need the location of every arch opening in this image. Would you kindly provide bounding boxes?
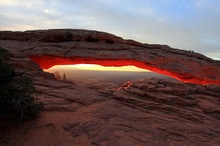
[43,64,175,86]
[30,55,181,79]
[29,55,211,84]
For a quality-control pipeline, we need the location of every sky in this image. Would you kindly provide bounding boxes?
[44,64,150,72]
[0,0,220,60]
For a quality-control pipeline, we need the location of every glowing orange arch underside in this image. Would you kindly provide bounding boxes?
[29,55,206,84]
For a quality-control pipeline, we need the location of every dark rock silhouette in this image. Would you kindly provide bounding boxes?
[62,73,67,81]
[54,71,61,80]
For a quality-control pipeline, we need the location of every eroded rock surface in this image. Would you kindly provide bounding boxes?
[1,29,220,84]
[0,29,220,146]
[85,78,220,145]
[40,78,220,145]
[3,77,219,146]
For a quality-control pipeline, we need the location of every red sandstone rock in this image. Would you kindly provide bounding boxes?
[1,29,220,84]
[1,29,220,146]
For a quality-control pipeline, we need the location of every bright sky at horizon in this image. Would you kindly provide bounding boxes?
[44,64,151,72]
[0,0,220,60]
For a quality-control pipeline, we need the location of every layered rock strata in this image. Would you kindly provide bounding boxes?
[1,29,220,84]
[0,29,220,146]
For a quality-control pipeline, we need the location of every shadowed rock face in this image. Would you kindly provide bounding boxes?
[1,29,220,84]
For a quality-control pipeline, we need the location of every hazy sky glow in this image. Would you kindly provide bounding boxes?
[44,64,150,72]
[0,0,220,60]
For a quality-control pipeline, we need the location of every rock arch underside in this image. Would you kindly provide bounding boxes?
[1,29,220,84]
[1,30,220,145]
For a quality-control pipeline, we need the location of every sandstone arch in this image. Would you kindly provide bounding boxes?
[1,29,220,84]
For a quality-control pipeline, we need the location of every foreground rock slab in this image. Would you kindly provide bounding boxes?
[0,29,220,145]
[1,77,220,146]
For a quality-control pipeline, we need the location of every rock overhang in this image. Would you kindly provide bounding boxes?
[1,29,220,85]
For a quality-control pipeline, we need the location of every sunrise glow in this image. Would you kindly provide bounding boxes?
[44,64,151,72]
[1,1,220,60]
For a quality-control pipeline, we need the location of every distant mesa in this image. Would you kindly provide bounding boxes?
[54,71,61,80]
[1,29,220,84]
[54,71,67,81]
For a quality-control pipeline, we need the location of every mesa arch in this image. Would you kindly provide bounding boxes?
[1,29,220,84]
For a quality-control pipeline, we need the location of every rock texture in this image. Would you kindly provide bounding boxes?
[2,77,220,146]
[1,29,220,84]
[0,29,220,146]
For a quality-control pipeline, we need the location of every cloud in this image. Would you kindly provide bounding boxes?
[0,0,220,60]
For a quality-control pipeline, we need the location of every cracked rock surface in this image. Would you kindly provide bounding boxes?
[1,76,220,146]
[0,29,220,146]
